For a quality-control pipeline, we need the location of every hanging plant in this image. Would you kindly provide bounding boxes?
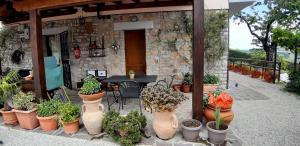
[11,49,25,64]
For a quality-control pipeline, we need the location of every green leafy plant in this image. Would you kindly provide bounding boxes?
[214,107,223,130]
[79,75,101,95]
[141,86,188,112]
[285,70,300,94]
[203,74,220,84]
[182,72,192,85]
[0,70,20,111]
[128,70,135,75]
[37,98,63,117]
[59,102,80,123]
[102,110,147,146]
[12,91,36,111]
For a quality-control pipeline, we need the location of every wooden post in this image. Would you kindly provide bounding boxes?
[192,0,204,121]
[29,9,47,100]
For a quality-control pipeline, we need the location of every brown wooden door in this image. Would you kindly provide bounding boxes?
[125,30,146,75]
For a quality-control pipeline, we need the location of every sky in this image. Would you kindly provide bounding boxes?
[229,0,266,51]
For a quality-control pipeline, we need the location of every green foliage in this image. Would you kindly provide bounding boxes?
[0,70,20,109]
[203,74,220,84]
[79,75,101,95]
[273,0,300,30]
[12,91,36,111]
[141,86,187,112]
[59,102,80,123]
[249,50,266,60]
[182,72,192,85]
[204,10,228,63]
[229,49,251,59]
[37,99,63,117]
[102,110,147,146]
[272,28,300,50]
[214,107,223,130]
[278,55,289,71]
[285,70,300,94]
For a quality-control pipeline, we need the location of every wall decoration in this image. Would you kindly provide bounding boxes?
[111,41,120,54]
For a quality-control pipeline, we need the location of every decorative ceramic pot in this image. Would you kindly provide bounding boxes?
[181,119,202,142]
[37,115,58,132]
[204,105,234,125]
[63,119,79,134]
[206,121,228,145]
[0,108,18,125]
[182,84,191,93]
[203,84,218,94]
[153,111,178,140]
[129,73,135,79]
[13,108,39,130]
[82,99,105,135]
[78,92,105,101]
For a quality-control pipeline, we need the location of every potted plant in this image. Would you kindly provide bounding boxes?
[102,110,146,146]
[141,86,188,140]
[241,66,251,75]
[0,70,20,125]
[203,74,220,94]
[36,98,62,132]
[228,64,235,71]
[12,91,39,129]
[233,64,241,72]
[203,90,234,125]
[251,70,261,78]
[206,107,229,145]
[78,75,104,101]
[128,70,135,79]
[181,119,202,142]
[182,72,192,93]
[59,102,80,134]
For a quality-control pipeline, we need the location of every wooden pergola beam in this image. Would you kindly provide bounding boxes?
[29,10,47,100]
[13,0,119,11]
[192,0,204,120]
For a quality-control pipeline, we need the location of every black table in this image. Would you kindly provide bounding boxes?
[103,75,157,111]
[103,75,157,84]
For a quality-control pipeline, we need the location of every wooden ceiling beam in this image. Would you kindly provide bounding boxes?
[13,0,121,11]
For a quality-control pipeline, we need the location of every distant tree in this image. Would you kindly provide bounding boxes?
[229,49,250,59]
[234,0,300,61]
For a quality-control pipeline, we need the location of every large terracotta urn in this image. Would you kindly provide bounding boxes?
[204,105,234,125]
[78,92,105,101]
[153,111,178,140]
[82,99,105,135]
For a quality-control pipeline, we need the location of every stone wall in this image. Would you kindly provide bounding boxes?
[2,11,228,88]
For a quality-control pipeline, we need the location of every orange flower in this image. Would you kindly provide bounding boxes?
[208,91,233,109]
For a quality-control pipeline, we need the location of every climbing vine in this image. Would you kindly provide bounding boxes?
[156,11,228,65]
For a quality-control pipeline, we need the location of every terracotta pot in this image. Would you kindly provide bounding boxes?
[63,119,79,134]
[203,84,218,94]
[37,115,58,132]
[153,111,178,140]
[78,92,105,101]
[82,99,105,135]
[181,119,202,142]
[0,108,18,125]
[13,108,39,130]
[172,84,182,92]
[206,121,228,145]
[182,84,191,93]
[204,105,234,125]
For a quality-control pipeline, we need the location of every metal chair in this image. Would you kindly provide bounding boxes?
[119,81,142,113]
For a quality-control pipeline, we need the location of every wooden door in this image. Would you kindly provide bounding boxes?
[125,30,146,75]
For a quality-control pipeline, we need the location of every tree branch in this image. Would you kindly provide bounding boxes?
[238,15,263,42]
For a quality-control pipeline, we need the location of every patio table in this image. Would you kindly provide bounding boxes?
[102,75,157,110]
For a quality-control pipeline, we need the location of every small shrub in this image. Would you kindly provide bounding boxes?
[203,74,220,84]
[59,103,80,123]
[102,110,146,146]
[79,76,101,95]
[12,91,36,111]
[182,72,192,85]
[141,86,188,112]
[285,70,300,94]
[37,99,62,117]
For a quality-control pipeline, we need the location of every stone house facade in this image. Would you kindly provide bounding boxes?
[2,11,228,89]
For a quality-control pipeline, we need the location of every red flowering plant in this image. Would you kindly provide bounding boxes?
[203,90,233,109]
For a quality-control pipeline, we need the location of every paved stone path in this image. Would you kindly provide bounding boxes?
[228,72,300,146]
